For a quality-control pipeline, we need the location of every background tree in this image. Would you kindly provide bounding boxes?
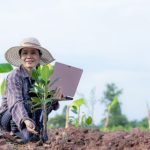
[128,118,148,129]
[101,83,128,128]
[47,106,66,128]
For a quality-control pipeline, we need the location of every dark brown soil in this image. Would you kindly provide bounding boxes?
[0,127,150,150]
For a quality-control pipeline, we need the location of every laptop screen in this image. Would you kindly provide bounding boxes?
[49,62,83,98]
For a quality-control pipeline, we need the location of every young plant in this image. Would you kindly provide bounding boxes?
[80,112,93,128]
[30,64,58,142]
[65,98,92,128]
[104,96,118,128]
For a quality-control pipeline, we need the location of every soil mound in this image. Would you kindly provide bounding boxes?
[0,127,150,150]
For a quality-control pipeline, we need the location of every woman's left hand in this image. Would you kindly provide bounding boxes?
[53,87,64,100]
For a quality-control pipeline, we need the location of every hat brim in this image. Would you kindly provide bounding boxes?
[5,46,55,67]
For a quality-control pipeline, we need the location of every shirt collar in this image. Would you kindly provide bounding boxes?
[19,65,30,79]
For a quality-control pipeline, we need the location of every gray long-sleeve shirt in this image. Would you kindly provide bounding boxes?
[0,65,34,129]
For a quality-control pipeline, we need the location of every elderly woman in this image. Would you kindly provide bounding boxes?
[0,37,62,143]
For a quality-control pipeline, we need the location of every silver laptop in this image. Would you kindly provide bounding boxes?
[49,62,83,100]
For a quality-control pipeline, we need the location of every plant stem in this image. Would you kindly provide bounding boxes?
[42,85,48,141]
[78,106,80,128]
[65,106,69,128]
[104,114,109,128]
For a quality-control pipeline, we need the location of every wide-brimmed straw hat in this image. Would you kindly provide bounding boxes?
[5,37,55,67]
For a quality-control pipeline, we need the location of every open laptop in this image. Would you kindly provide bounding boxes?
[49,62,83,100]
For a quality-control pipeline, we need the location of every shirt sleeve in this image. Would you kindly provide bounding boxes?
[6,71,31,129]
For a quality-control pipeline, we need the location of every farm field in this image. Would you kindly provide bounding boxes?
[0,127,150,150]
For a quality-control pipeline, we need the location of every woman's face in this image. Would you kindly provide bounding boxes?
[20,48,41,70]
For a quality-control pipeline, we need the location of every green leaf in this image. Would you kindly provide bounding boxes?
[86,116,92,125]
[31,68,39,80]
[0,63,13,73]
[71,105,78,114]
[32,86,39,94]
[31,85,44,94]
[43,98,53,105]
[31,97,41,103]
[47,90,55,98]
[31,107,42,113]
[47,64,54,76]
[32,101,43,108]
[0,79,6,95]
[68,98,85,108]
[39,64,53,83]
[37,65,43,75]
[108,96,118,112]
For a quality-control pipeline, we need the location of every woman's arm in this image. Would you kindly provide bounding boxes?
[6,71,34,129]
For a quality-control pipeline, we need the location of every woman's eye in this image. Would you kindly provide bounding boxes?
[22,52,27,55]
[31,52,36,54]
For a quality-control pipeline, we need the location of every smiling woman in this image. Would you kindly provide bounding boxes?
[19,48,41,76]
[0,37,63,143]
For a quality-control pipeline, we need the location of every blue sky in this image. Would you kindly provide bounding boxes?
[0,0,150,124]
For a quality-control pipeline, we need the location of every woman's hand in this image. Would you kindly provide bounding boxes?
[53,87,64,100]
[24,120,38,134]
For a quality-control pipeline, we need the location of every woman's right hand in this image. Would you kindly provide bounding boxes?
[24,119,38,134]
